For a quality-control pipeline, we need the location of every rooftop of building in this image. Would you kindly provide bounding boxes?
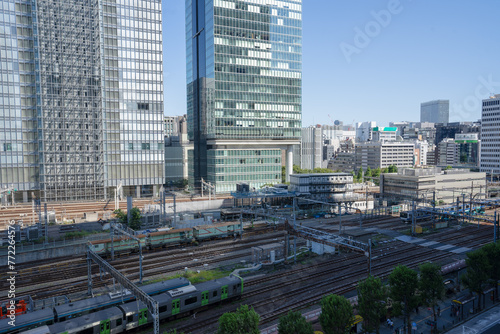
[290,172,352,178]
[395,167,479,177]
[421,99,450,105]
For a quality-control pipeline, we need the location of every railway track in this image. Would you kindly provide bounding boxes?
[0,195,235,229]
[0,228,286,301]
[172,240,455,333]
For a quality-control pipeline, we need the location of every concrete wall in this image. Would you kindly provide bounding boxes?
[166,198,233,214]
[0,242,88,265]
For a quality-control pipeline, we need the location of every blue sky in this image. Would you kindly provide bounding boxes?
[163,0,500,127]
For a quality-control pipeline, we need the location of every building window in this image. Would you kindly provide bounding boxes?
[3,143,12,151]
[141,143,150,150]
[128,143,134,150]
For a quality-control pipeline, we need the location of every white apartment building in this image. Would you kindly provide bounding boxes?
[301,126,323,170]
[355,142,415,170]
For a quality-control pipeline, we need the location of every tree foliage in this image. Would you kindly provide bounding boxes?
[216,305,260,334]
[462,248,491,310]
[365,166,372,177]
[128,207,142,230]
[113,209,127,225]
[418,262,444,323]
[114,207,142,230]
[387,165,398,173]
[278,310,314,334]
[357,275,386,334]
[356,168,363,181]
[319,294,353,334]
[292,165,334,175]
[482,242,500,297]
[388,265,419,334]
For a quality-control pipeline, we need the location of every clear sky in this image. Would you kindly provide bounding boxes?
[163,0,500,127]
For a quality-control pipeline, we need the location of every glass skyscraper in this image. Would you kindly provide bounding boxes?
[420,100,449,124]
[0,0,164,202]
[186,0,302,193]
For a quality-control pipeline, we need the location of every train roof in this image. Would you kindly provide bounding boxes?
[148,228,192,236]
[167,285,197,298]
[0,308,53,333]
[49,307,122,333]
[118,300,147,315]
[17,325,50,334]
[89,234,146,244]
[192,275,242,292]
[193,222,240,230]
[54,291,132,317]
[140,277,190,295]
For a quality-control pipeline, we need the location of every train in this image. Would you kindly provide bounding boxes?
[399,210,432,223]
[90,221,243,256]
[400,205,486,224]
[1,274,243,334]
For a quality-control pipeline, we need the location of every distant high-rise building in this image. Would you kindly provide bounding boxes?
[355,121,377,142]
[186,0,302,192]
[164,115,192,184]
[480,94,500,174]
[0,0,164,202]
[300,126,322,170]
[420,100,449,124]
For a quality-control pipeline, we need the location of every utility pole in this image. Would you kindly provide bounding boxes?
[293,197,297,264]
[368,238,372,275]
[44,203,48,243]
[411,200,416,236]
[462,193,466,225]
[338,204,342,235]
[494,211,497,243]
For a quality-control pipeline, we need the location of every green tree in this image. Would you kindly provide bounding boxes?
[357,275,387,334]
[444,165,453,170]
[365,166,372,178]
[482,242,500,298]
[381,167,389,174]
[462,248,490,310]
[418,262,444,326]
[278,310,313,334]
[319,294,353,334]
[312,167,334,173]
[113,209,127,225]
[372,167,381,178]
[388,165,398,173]
[217,305,260,334]
[128,207,142,230]
[388,265,419,334]
[356,168,363,182]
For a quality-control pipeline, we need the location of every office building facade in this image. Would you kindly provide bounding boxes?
[381,167,485,203]
[0,0,164,202]
[186,0,302,193]
[420,100,449,124]
[480,94,500,174]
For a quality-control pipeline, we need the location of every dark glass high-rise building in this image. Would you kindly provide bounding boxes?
[420,100,449,124]
[186,0,302,193]
[0,0,164,202]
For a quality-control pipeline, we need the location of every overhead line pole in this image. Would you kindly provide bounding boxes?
[86,245,159,334]
[110,222,143,283]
